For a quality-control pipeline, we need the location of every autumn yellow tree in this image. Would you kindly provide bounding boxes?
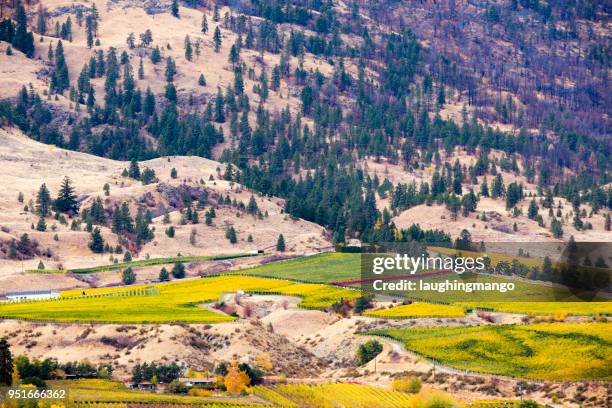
[224,361,250,394]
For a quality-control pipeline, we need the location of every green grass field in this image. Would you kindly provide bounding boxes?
[0,275,358,323]
[224,252,361,283]
[28,253,259,274]
[369,322,612,380]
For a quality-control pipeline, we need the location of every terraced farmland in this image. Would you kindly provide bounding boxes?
[49,379,268,407]
[224,252,361,283]
[364,302,465,318]
[369,322,612,380]
[0,276,358,323]
[252,383,455,408]
[458,301,612,316]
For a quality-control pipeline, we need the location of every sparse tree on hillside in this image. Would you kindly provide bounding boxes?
[126,32,135,49]
[37,3,47,35]
[213,26,222,52]
[528,199,539,220]
[51,41,70,93]
[171,0,180,18]
[229,44,239,67]
[226,226,237,243]
[36,183,52,217]
[356,340,382,365]
[198,73,206,86]
[165,57,176,82]
[276,233,285,251]
[551,217,563,238]
[36,217,47,232]
[480,177,489,197]
[259,69,269,101]
[159,267,169,281]
[122,267,136,284]
[55,176,79,214]
[491,174,505,199]
[246,195,258,214]
[140,29,153,47]
[271,65,281,91]
[129,159,141,179]
[89,227,104,253]
[215,87,225,122]
[171,262,185,279]
[85,15,94,48]
[201,14,208,33]
[138,58,144,79]
[184,35,193,61]
[213,3,220,22]
[151,46,161,64]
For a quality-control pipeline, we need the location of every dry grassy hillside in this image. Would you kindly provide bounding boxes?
[0,127,330,290]
[0,0,345,144]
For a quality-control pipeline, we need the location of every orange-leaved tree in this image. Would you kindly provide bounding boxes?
[224,361,250,394]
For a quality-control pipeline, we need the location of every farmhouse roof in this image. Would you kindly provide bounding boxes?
[6,290,59,296]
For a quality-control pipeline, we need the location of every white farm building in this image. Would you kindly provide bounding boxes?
[4,290,60,303]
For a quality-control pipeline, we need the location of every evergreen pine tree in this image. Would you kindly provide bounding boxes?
[528,199,538,220]
[0,337,13,386]
[129,159,141,179]
[198,73,206,86]
[55,176,80,214]
[479,177,489,197]
[201,14,208,33]
[86,15,94,48]
[213,26,222,52]
[551,217,563,238]
[184,35,192,61]
[52,40,70,93]
[151,46,161,64]
[89,227,104,253]
[36,183,52,216]
[36,217,47,231]
[159,267,170,281]
[37,3,47,35]
[12,1,35,57]
[171,0,180,18]
[213,3,220,21]
[226,226,237,243]
[171,262,185,278]
[122,267,136,284]
[138,58,144,79]
[165,56,176,82]
[276,233,286,251]
[271,65,281,91]
[247,195,258,214]
[491,174,504,199]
